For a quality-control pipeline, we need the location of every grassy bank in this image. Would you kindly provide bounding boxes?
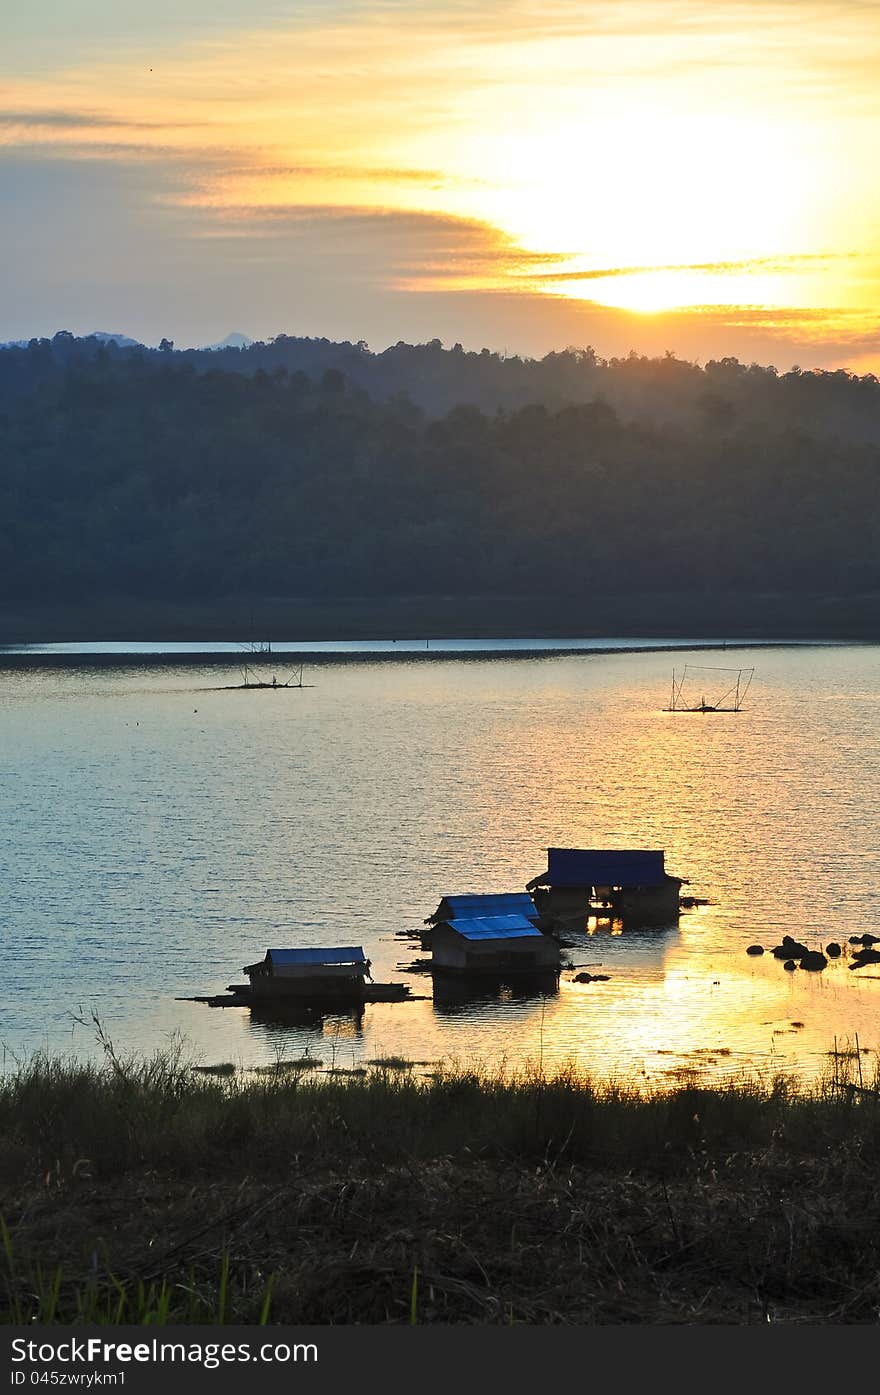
[2,1049,880,1325]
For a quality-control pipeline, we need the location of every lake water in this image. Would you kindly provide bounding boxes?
[2,641,878,1088]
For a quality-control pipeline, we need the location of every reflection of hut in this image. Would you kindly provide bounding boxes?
[247,1000,366,1036]
[431,915,560,975]
[527,849,682,925]
[426,892,542,927]
[431,970,559,1014]
[243,947,369,1001]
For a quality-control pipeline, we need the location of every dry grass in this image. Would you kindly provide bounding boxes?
[2,1046,880,1324]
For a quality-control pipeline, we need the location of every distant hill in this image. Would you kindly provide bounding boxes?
[202,332,253,351]
[0,331,144,350]
[0,331,878,625]
[87,331,144,348]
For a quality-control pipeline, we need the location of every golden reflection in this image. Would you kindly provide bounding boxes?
[586,915,625,936]
[247,1004,365,1042]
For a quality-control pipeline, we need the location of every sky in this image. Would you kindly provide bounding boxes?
[3,0,880,369]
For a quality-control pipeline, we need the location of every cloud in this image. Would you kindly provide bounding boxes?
[528,253,845,284]
[202,162,489,187]
[175,198,568,292]
[0,110,124,129]
[175,200,525,280]
[0,109,193,130]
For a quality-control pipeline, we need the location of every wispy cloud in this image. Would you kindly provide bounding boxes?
[0,109,203,131]
[205,162,490,187]
[528,253,846,284]
[183,199,566,293]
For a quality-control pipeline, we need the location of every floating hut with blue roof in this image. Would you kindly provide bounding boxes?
[426,892,542,927]
[526,848,682,924]
[242,946,370,1000]
[430,914,560,975]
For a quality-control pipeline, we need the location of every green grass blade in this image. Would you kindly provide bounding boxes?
[259,1274,274,1326]
[409,1265,418,1325]
[217,1251,229,1325]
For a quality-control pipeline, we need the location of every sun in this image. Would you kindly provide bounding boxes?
[468,104,816,313]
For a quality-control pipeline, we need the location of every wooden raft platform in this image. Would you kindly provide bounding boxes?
[179,981,417,1009]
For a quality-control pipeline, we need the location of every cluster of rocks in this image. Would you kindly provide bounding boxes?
[572,972,611,984]
[746,936,835,971]
[746,931,880,973]
[848,933,880,970]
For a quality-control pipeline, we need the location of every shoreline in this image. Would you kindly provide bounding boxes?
[0,590,878,647]
[0,636,850,669]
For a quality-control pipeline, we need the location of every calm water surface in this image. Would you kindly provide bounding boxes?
[2,642,878,1087]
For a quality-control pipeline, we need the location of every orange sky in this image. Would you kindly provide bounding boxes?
[3,1,880,367]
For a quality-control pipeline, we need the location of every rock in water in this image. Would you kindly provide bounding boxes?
[825,942,842,957]
[773,940,808,960]
[799,951,828,972]
[850,948,880,970]
[746,944,765,956]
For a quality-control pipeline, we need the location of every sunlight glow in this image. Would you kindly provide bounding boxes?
[2,0,880,361]
[464,105,821,313]
[551,270,788,314]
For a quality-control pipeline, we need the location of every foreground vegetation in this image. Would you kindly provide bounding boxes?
[2,1046,880,1324]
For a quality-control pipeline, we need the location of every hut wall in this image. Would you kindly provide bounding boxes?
[430,925,469,970]
[247,974,365,1000]
[431,926,559,973]
[537,882,680,925]
[536,886,594,922]
[612,879,681,922]
[269,962,365,979]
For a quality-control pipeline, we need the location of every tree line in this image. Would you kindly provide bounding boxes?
[0,333,877,606]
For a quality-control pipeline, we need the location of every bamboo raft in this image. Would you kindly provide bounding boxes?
[180,982,416,1009]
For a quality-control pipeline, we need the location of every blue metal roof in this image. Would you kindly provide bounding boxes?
[440,894,538,920]
[266,947,366,965]
[437,915,544,942]
[537,849,666,888]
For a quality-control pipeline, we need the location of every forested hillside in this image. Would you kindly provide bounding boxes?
[1,332,878,614]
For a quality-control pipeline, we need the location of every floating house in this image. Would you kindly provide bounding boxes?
[430,914,560,975]
[526,848,682,924]
[242,946,370,1001]
[426,892,542,927]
